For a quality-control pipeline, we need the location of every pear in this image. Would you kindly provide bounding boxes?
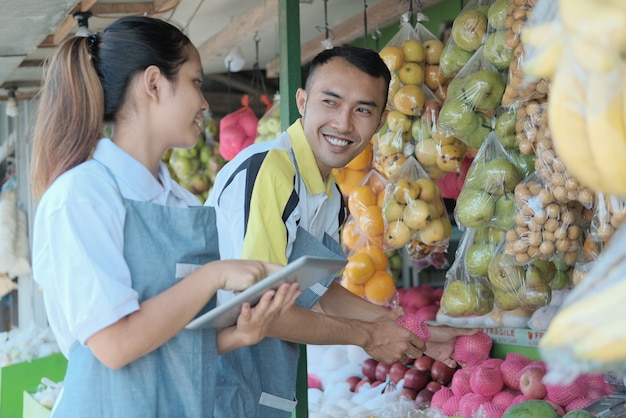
[440,280,493,317]
[483,31,514,69]
[451,9,488,52]
[455,188,495,228]
[438,100,480,138]
[464,112,493,149]
[463,69,506,112]
[487,253,525,292]
[474,226,506,245]
[493,288,521,311]
[466,242,498,277]
[531,259,557,284]
[550,269,572,290]
[495,109,517,138]
[439,44,473,78]
[493,192,516,229]
[487,0,508,30]
[479,158,522,195]
[520,267,552,310]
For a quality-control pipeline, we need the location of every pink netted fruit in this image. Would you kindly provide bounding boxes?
[430,386,453,409]
[480,401,507,418]
[441,395,461,417]
[500,353,532,391]
[546,375,587,406]
[566,397,592,412]
[450,367,473,397]
[470,364,504,397]
[459,393,490,418]
[454,331,493,367]
[510,394,530,407]
[492,390,517,408]
[481,357,504,369]
[396,314,430,342]
[583,373,614,400]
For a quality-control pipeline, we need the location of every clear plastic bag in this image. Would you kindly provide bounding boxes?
[254,93,281,143]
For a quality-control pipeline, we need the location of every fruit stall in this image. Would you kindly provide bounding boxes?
[1,0,626,417]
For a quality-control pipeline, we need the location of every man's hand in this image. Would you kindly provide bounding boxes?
[424,325,478,368]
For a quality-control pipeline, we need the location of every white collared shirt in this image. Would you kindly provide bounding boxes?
[32,138,200,356]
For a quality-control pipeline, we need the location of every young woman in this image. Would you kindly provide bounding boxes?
[30,16,300,417]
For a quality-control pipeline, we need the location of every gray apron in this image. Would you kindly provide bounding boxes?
[214,228,345,418]
[52,168,220,418]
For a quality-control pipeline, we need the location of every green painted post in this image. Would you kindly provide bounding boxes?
[277,2,306,417]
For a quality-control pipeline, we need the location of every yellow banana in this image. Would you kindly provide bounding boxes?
[558,0,626,52]
[586,65,626,196]
[522,36,563,80]
[548,58,603,192]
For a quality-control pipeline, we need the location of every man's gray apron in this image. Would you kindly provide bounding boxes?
[52,165,219,418]
[214,149,347,418]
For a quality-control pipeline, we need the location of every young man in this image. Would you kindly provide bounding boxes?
[207,46,474,417]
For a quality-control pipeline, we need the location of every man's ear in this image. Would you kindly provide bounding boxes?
[143,65,162,101]
[295,88,307,116]
[377,109,388,132]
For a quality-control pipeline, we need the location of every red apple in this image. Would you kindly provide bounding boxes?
[519,367,547,399]
[430,360,456,385]
[375,361,392,382]
[308,373,322,390]
[413,355,434,372]
[415,388,435,406]
[403,368,430,391]
[398,387,417,401]
[414,305,438,321]
[426,381,442,392]
[389,362,408,384]
[346,375,361,392]
[362,358,379,381]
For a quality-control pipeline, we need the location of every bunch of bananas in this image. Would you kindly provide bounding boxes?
[521,0,626,197]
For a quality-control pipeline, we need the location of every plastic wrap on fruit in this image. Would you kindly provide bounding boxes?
[454,133,523,231]
[540,221,626,384]
[439,251,494,318]
[503,172,586,267]
[371,126,410,180]
[590,192,626,244]
[413,16,450,102]
[381,158,451,258]
[254,93,281,144]
[503,46,550,106]
[533,114,595,209]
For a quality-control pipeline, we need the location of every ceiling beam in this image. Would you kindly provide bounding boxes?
[196,0,278,64]
[265,0,440,78]
[40,0,99,47]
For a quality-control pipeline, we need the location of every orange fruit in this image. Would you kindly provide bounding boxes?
[348,185,377,218]
[346,143,373,171]
[359,205,385,239]
[366,170,388,194]
[358,245,389,271]
[335,168,367,197]
[376,190,386,208]
[340,276,365,298]
[343,252,376,285]
[364,270,397,305]
[341,217,363,251]
[379,45,405,72]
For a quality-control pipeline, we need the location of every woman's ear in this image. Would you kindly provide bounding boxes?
[142,65,162,101]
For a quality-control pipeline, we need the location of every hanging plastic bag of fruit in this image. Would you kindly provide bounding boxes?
[540,221,626,384]
[333,137,375,199]
[502,172,586,267]
[219,95,258,161]
[502,46,550,106]
[413,13,449,102]
[437,45,506,150]
[437,232,494,321]
[254,93,281,143]
[590,192,626,244]
[438,0,494,80]
[454,132,522,231]
[381,157,452,271]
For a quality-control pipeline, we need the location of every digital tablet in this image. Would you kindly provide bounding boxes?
[185,256,347,329]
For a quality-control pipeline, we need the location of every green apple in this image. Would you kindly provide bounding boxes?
[464,112,493,149]
[466,242,498,277]
[480,158,522,195]
[439,44,473,78]
[483,31,514,69]
[488,0,509,31]
[438,100,479,138]
[455,188,496,228]
[487,253,525,292]
[452,9,488,52]
[463,69,506,112]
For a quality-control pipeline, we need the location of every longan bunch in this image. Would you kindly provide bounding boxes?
[504,0,537,49]
[504,178,585,266]
[591,193,626,242]
[516,99,547,155]
[502,45,550,105]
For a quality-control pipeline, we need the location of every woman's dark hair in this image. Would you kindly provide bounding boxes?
[31,16,192,198]
[305,46,391,106]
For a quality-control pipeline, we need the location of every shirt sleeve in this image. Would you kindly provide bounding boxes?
[32,172,139,349]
